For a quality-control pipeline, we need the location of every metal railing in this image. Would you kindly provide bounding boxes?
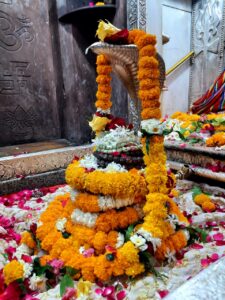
[166,51,195,76]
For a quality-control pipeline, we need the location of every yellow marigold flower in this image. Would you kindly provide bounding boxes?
[201,201,216,212]
[125,263,145,277]
[96,20,120,41]
[206,132,225,147]
[183,130,190,138]
[21,231,36,249]
[77,278,92,297]
[89,115,111,134]
[3,260,24,285]
[118,241,139,264]
[95,2,105,6]
[194,194,210,205]
[214,125,225,131]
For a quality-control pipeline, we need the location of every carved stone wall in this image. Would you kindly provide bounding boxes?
[0,0,63,146]
[189,0,225,104]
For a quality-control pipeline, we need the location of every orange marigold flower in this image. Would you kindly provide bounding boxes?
[139,78,160,89]
[96,91,111,102]
[138,68,160,80]
[98,84,112,93]
[139,45,156,57]
[96,65,112,75]
[206,132,225,147]
[128,29,146,44]
[135,34,157,49]
[141,107,161,120]
[138,56,159,68]
[96,54,110,65]
[93,231,108,253]
[96,75,111,85]
[75,193,99,213]
[139,87,161,101]
[201,201,216,212]
[95,100,112,110]
[21,231,36,249]
[39,255,53,266]
[194,194,210,205]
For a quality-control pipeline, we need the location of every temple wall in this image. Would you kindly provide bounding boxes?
[189,0,225,105]
[0,0,127,146]
[0,0,63,146]
[161,0,192,116]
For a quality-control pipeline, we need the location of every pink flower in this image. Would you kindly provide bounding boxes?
[83,248,94,258]
[201,258,210,268]
[62,287,77,300]
[49,259,64,274]
[179,143,187,149]
[210,253,219,262]
[212,233,224,241]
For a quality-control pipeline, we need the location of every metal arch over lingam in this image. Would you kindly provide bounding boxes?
[86,41,165,100]
[86,42,165,132]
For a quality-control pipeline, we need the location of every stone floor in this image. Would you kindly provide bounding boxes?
[0,139,72,158]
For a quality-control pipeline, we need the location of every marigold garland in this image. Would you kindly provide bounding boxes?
[73,192,144,213]
[65,161,147,199]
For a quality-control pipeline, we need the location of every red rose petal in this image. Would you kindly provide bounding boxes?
[213,233,224,241]
[158,290,169,298]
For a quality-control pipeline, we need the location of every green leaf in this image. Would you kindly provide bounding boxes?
[60,274,74,297]
[125,224,134,242]
[194,227,208,243]
[191,186,202,199]
[175,130,186,140]
[65,266,79,277]
[2,253,8,260]
[186,226,208,244]
[33,257,52,276]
